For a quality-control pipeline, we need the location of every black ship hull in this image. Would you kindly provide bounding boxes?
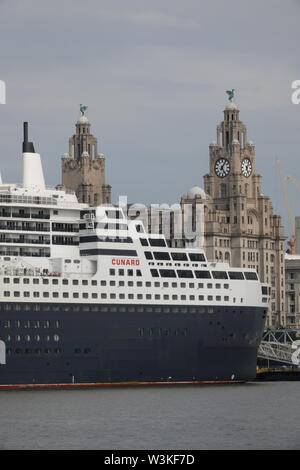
[0,302,266,387]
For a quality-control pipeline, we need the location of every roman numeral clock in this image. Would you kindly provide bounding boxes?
[214,158,230,178]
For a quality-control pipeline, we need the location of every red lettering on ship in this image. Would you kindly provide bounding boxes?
[112,259,140,266]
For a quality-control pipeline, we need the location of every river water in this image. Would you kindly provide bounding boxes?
[0,381,299,450]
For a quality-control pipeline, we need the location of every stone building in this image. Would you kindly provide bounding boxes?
[61,113,111,205]
[285,254,300,327]
[141,99,286,328]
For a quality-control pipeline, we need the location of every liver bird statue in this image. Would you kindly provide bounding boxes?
[226,89,235,102]
[80,104,88,116]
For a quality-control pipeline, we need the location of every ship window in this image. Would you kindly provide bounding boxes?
[33,292,39,297]
[149,238,166,247]
[4,278,10,284]
[92,293,98,299]
[171,252,188,261]
[101,280,106,286]
[73,293,79,298]
[144,251,153,260]
[146,294,152,299]
[163,294,169,300]
[13,278,20,284]
[153,252,171,261]
[110,281,116,286]
[110,293,116,299]
[195,271,211,279]
[109,269,115,276]
[91,280,97,286]
[216,296,221,301]
[172,295,178,300]
[146,282,151,287]
[188,253,206,262]
[199,295,204,300]
[140,238,149,246]
[172,282,177,288]
[52,279,58,285]
[119,281,125,287]
[23,278,29,284]
[189,283,195,288]
[136,270,142,276]
[4,291,10,297]
[190,295,195,300]
[33,278,39,284]
[198,283,204,288]
[150,269,159,278]
[128,269,134,276]
[43,279,49,284]
[207,283,213,288]
[212,271,228,280]
[224,296,229,301]
[137,294,143,299]
[159,269,176,278]
[63,293,69,298]
[181,295,186,300]
[228,272,244,280]
[82,280,88,286]
[43,292,49,298]
[137,281,143,287]
[14,291,20,297]
[224,284,229,289]
[216,284,221,289]
[118,269,125,276]
[53,292,59,298]
[244,272,258,280]
[128,294,134,299]
[208,295,213,301]
[73,279,79,285]
[177,270,194,278]
[24,292,30,297]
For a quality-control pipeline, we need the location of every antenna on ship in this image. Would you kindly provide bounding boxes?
[22,122,35,153]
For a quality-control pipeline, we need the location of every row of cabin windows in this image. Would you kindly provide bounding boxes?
[6,348,91,356]
[149,269,257,280]
[138,328,188,337]
[3,277,99,286]
[2,291,232,301]
[0,320,59,328]
[5,334,60,342]
[143,249,205,262]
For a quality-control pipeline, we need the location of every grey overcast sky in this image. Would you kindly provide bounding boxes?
[0,0,300,240]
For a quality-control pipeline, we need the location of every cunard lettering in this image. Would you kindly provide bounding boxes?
[112,258,140,266]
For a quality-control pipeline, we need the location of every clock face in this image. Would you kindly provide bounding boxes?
[241,158,252,178]
[214,158,230,178]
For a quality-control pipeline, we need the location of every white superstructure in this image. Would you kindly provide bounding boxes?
[0,123,270,311]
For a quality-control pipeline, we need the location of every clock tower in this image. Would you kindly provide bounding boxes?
[204,100,257,202]
[186,96,285,328]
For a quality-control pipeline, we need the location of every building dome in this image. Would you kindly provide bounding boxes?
[81,151,89,157]
[225,101,238,111]
[77,115,89,125]
[187,186,206,199]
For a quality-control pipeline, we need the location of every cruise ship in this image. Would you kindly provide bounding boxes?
[0,123,270,388]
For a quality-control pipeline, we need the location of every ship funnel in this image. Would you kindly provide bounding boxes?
[22,122,45,190]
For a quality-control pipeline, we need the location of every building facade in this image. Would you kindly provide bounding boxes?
[61,113,111,205]
[141,100,286,328]
[285,254,300,327]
